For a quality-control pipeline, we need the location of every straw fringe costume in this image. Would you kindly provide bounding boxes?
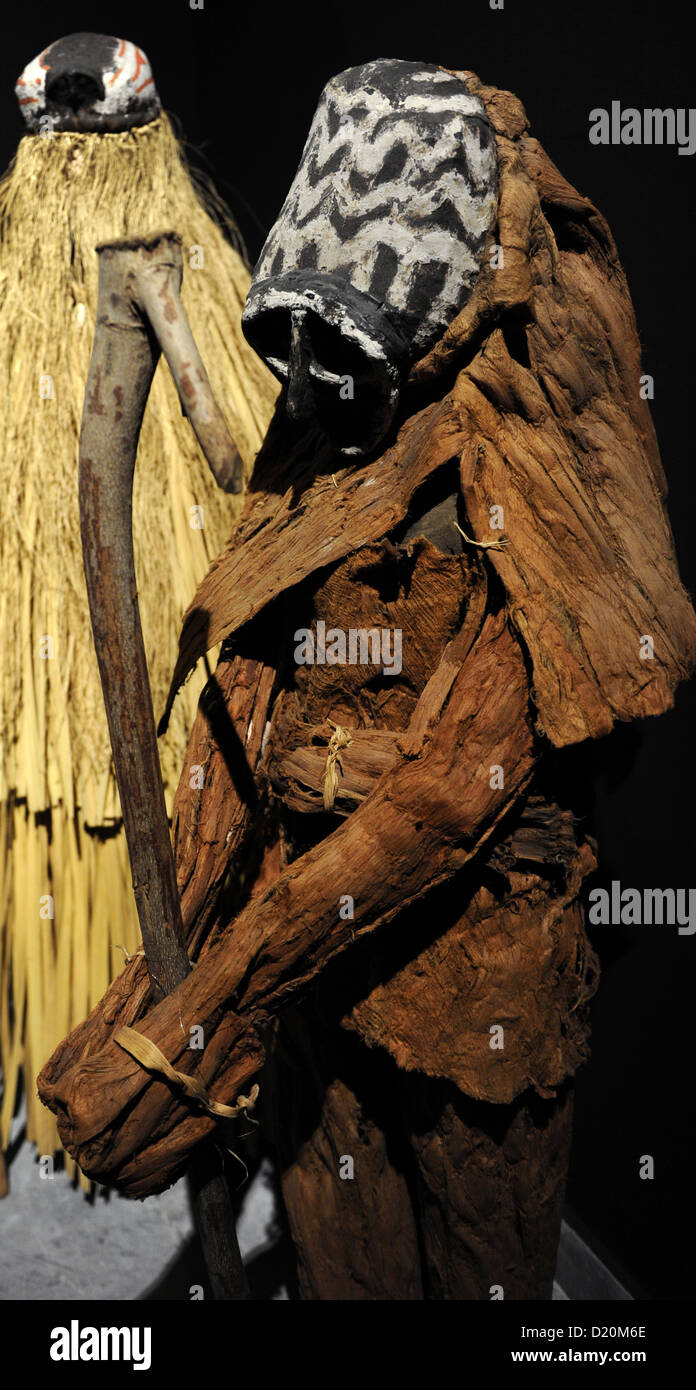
[0,35,277,1182]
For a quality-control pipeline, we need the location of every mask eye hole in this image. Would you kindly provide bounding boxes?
[299,316,394,454]
[244,309,291,377]
[45,71,104,111]
[305,315,368,382]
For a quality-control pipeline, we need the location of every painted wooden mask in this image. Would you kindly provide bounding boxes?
[243,59,499,455]
[16,32,160,134]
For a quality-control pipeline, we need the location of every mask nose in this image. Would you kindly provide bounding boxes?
[45,67,105,113]
[285,309,316,423]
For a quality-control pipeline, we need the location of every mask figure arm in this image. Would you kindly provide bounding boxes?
[38,610,535,1195]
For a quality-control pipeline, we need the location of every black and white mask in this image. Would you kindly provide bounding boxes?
[243,59,498,455]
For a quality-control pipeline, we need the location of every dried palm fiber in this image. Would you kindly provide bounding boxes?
[0,112,278,1179]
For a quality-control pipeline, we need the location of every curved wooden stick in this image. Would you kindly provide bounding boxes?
[132,235,243,496]
[79,229,248,1298]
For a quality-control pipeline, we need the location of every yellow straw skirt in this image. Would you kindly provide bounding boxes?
[0,114,278,1186]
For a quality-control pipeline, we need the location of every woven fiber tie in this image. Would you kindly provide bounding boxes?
[115,1025,259,1120]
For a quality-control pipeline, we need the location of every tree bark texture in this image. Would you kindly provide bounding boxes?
[268,1003,575,1300]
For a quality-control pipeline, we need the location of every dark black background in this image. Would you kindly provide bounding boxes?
[1,0,693,1300]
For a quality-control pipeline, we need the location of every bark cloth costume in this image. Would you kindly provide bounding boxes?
[40,62,696,1299]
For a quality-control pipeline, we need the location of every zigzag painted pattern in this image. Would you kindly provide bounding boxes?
[255,61,499,351]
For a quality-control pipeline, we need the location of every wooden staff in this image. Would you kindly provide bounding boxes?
[78,229,248,1299]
